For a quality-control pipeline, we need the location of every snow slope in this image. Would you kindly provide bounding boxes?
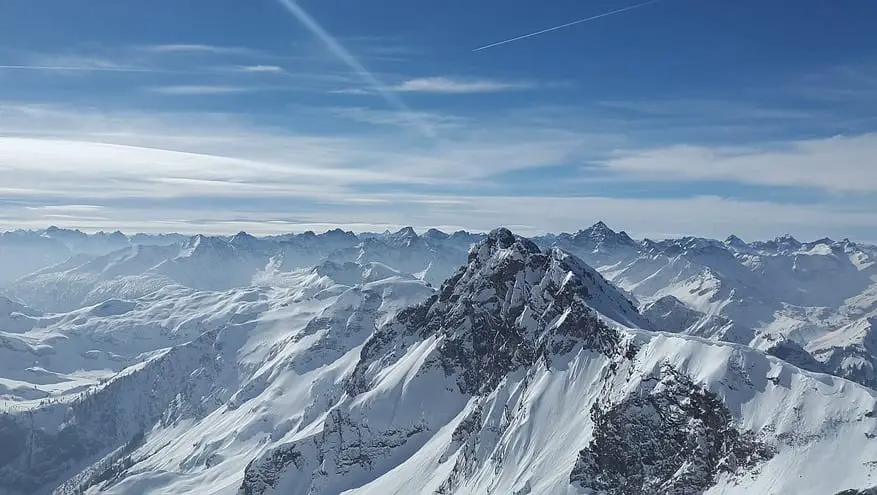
[5,227,475,313]
[1,226,877,494]
[0,260,434,494]
[539,223,877,387]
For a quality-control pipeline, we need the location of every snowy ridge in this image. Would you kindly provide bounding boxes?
[4,227,479,312]
[0,262,434,494]
[536,222,877,389]
[236,229,877,495]
[1,225,877,494]
[641,295,754,344]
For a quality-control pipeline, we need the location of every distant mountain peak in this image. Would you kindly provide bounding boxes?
[382,226,421,248]
[566,221,636,250]
[775,234,802,248]
[747,234,804,254]
[423,228,449,240]
[321,228,355,240]
[394,226,417,238]
[43,225,87,237]
[229,231,258,248]
[183,234,231,254]
[725,234,747,246]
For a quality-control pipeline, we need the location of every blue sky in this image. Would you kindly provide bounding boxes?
[1,0,876,240]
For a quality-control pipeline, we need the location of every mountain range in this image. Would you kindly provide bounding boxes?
[1,223,876,494]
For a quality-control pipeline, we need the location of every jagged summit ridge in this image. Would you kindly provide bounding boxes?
[466,227,538,264]
[352,227,647,396]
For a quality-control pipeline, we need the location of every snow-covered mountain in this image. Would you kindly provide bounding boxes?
[533,223,877,388]
[2,227,478,313]
[0,231,71,286]
[5,223,877,389]
[1,227,876,494]
[640,295,753,344]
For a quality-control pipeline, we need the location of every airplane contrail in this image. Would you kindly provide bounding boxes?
[276,0,435,138]
[473,0,663,52]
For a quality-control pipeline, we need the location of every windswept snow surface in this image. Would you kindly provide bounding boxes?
[0,225,876,494]
[540,223,877,388]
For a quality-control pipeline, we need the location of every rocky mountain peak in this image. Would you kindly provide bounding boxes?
[569,221,637,250]
[387,226,420,247]
[423,228,450,241]
[751,234,803,254]
[43,225,86,237]
[229,231,258,248]
[321,228,356,241]
[725,234,748,250]
[776,234,802,250]
[182,234,235,258]
[353,228,646,396]
[467,227,539,265]
[394,226,417,238]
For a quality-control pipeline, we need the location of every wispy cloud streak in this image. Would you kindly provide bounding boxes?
[149,85,258,95]
[473,0,663,52]
[0,65,156,73]
[275,0,435,137]
[389,77,534,94]
[237,65,286,73]
[140,44,257,55]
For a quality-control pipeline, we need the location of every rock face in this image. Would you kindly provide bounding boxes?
[766,339,825,374]
[239,445,304,495]
[241,229,652,494]
[350,228,647,396]
[570,365,773,494]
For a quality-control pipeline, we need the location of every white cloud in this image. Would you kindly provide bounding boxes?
[148,85,259,95]
[598,99,816,121]
[140,44,257,55]
[329,106,469,130]
[388,77,534,94]
[329,88,372,96]
[0,103,614,184]
[25,204,104,212]
[604,133,877,192]
[236,65,285,73]
[1,102,876,240]
[0,53,156,73]
[0,136,404,199]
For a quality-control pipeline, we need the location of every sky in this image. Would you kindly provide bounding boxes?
[1,0,877,241]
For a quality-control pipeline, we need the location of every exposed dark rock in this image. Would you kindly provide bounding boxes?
[237,408,428,495]
[239,445,304,495]
[349,228,640,396]
[570,365,773,494]
[766,339,826,374]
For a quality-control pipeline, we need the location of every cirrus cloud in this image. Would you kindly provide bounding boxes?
[388,76,536,94]
[605,133,877,192]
